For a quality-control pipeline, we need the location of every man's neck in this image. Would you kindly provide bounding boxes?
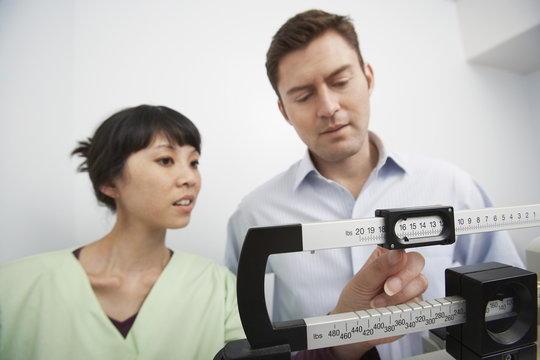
[312,140,379,199]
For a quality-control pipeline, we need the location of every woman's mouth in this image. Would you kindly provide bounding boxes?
[174,199,192,206]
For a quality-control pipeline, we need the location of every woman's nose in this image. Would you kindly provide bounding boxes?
[175,166,198,188]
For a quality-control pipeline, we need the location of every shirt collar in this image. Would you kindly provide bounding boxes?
[369,131,408,174]
[293,131,408,190]
[293,149,318,190]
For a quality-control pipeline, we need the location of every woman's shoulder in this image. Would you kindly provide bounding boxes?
[0,249,77,284]
[168,251,235,280]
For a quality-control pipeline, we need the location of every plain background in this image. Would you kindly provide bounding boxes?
[1,0,539,266]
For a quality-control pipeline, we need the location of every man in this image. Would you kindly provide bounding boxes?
[225,9,523,359]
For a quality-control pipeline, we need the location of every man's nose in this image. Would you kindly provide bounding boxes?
[317,87,340,119]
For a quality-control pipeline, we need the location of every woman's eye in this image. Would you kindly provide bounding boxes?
[157,157,174,166]
[191,160,200,169]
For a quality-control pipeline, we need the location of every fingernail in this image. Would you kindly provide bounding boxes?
[370,296,387,308]
[388,250,402,265]
[384,277,402,296]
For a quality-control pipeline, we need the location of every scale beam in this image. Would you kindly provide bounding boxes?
[301,204,540,250]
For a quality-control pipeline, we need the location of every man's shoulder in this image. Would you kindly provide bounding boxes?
[394,150,488,206]
[397,150,472,180]
[239,160,302,206]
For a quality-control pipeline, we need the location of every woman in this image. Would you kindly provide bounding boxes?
[0,105,244,359]
[0,104,423,360]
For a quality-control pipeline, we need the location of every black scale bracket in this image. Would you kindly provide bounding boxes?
[214,206,538,360]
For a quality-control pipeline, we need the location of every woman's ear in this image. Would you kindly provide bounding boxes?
[99,182,118,199]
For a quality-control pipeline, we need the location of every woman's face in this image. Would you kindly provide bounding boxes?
[105,134,201,230]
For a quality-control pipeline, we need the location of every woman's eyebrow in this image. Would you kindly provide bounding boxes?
[153,143,175,150]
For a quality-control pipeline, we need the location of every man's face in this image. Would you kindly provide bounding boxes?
[277,30,374,165]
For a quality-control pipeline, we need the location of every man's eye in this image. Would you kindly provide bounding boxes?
[191,160,200,169]
[296,94,311,103]
[334,79,349,88]
[157,157,174,166]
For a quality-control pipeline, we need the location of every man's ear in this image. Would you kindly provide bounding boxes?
[364,63,375,95]
[99,182,118,199]
[278,99,291,125]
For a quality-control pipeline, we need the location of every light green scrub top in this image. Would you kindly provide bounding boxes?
[0,249,245,359]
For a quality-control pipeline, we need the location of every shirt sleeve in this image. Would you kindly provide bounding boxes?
[223,269,246,343]
[225,208,247,275]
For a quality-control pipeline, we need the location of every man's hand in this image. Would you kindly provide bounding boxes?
[330,247,428,360]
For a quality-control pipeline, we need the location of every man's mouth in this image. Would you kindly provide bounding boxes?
[322,124,347,134]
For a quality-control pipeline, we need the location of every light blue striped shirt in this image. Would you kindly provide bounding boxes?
[225,132,523,359]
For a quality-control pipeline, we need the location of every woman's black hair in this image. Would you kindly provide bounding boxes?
[71,105,201,211]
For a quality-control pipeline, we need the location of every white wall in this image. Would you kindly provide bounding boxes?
[1,0,539,265]
[457,0,540,59]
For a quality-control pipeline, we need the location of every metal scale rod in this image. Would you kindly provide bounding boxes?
[303,294,516,349]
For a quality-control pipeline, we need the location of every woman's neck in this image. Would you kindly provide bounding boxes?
[81,217,170,275]
[78,219,172,321]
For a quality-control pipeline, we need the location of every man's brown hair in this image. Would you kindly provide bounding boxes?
[266,9,365,99]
